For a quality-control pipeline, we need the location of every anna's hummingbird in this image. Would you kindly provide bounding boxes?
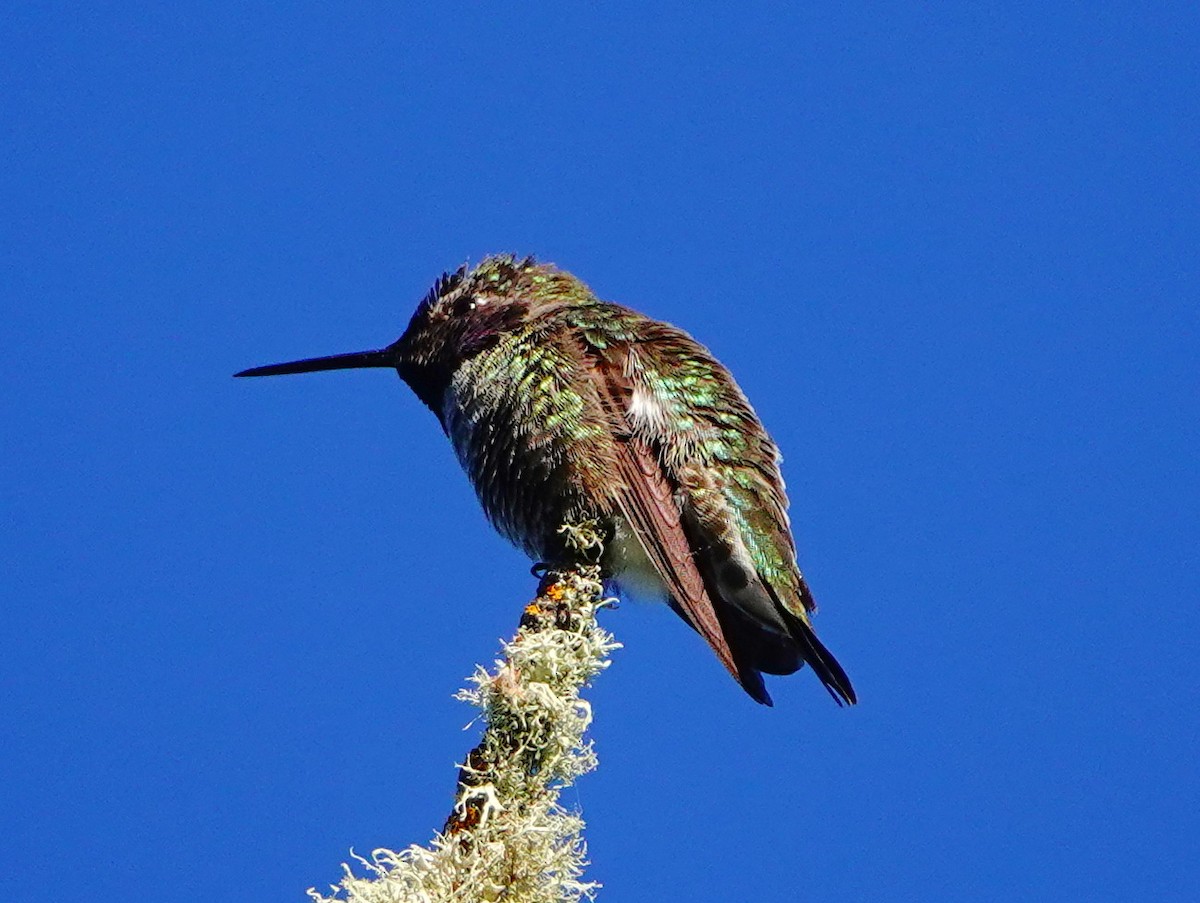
[236,255,855,707]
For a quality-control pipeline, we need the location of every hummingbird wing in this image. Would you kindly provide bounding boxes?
[576,340,748,695]
[578,312,855,706]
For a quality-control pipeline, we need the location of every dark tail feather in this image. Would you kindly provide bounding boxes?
[666,515,857,706]
[668,598,776,705]
[782,609,857,706]
[736,665,774,707]
[716,601,857,707]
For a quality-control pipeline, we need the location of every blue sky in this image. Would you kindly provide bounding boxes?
[3,3,1196,901]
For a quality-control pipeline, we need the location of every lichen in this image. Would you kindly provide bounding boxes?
[309,526,618,903]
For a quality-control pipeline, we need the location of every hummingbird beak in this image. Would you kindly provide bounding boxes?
[234,347,398,378]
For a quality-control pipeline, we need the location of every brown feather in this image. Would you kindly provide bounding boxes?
[612,432,741,683]
[577,341,744,690]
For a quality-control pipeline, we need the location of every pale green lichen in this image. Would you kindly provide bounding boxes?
[308,529,618,903]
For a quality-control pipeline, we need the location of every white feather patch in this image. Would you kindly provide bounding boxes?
[607,517,669,605]
[627,386,666,429]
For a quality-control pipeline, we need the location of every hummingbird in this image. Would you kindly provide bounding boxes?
[236,255,856,707]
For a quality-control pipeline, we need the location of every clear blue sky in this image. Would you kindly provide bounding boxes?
[3,4,1196,901]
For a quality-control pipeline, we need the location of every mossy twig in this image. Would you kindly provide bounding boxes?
[309,524,618,903]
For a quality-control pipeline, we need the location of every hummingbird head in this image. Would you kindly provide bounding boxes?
[234,255,595,417]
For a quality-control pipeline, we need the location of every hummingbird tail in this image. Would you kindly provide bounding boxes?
[779,608,857,706]
[694,551,858,706]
